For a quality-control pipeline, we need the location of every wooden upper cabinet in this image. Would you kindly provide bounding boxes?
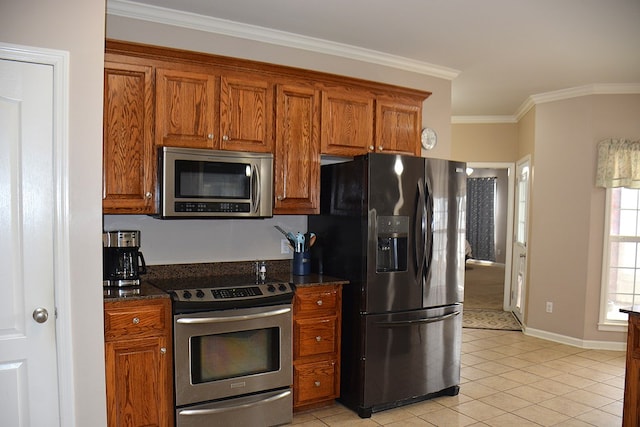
[103,61,156,214]
[321,89,375,156]
[274,84,320,214]
[220,75,273,152]
[156,68,217,149]
[376,99,422,156]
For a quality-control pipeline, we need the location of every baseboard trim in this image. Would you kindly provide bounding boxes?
[524,326,626,351]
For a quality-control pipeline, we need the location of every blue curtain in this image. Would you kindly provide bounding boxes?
[466,177,496,261]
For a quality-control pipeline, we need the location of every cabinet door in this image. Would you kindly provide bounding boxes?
[105,336,172,427]
[321,89,374,156]
[103,62,156,213]
[375,100,421,156]
[293,359,339,408]
[294,316,339,359]
[274,84,320,214]
[156,68,217,149]
[220,75,273,152]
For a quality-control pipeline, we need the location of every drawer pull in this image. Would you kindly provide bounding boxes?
[316,336,322,342]
[316,300,323,306]
[132,317,140,325]
[314,381,321,387]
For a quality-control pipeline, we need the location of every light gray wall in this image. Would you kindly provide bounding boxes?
[527,93,640,343]
[104,215,307,264]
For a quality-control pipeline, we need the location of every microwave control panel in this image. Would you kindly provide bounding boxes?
[175,202,251,213]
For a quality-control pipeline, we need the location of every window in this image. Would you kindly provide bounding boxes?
[600,187,640,328]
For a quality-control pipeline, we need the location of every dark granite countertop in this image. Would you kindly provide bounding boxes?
[103,283,170,302]
[103,262,349,303]
[620,307,640,315]
[286,273,349,287]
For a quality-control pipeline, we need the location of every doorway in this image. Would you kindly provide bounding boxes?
[465,162,515,311]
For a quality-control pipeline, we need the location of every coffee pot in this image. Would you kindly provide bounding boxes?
[103,230,147,287]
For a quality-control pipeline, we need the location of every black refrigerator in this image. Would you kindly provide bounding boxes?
[309,153,466,418]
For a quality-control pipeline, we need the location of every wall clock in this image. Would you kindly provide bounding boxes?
[421,128,437,150]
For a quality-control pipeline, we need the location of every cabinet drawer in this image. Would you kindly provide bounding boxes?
[294,286,339,317]
[294,360,339,406]
[104,300,168,340]
[294,317,337,358]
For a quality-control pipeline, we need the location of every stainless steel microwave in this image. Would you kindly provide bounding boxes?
[158,147,273,218]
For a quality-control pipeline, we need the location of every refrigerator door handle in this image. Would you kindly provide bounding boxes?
[374,311,460,327]
[414,179,427,280]
[424,177,434,276]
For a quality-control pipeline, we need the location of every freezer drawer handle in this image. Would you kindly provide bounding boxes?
[178,389,292,416]
[375,311,460,327]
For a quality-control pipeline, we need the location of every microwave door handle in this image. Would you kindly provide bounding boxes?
[252,164,260,214]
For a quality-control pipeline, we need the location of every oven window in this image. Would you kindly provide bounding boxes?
[176,160,251,199]
[191,327,279,383]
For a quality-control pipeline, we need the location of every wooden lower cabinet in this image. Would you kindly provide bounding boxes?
[104,298,173,427]
[623,311,640,426]
[292,284,342,411]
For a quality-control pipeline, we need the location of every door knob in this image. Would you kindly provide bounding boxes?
[33,307,49,323]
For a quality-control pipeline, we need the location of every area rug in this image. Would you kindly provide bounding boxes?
[463,308,522,331]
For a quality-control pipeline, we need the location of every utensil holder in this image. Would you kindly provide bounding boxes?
[293,251,311,276]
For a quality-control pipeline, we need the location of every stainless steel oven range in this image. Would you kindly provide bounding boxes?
[150,275,295,427]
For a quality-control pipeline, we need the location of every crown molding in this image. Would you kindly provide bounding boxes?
[451,115,517,124]
[530,83,640,105]
[107,0,460,80]
[515,83,640,121]
[454,83,640,124]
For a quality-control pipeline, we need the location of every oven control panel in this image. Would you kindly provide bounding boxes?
[171,283,294,302]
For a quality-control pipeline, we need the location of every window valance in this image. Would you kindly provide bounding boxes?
[596,138,640,189]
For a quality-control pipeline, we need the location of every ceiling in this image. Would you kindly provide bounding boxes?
[109,0,640,119]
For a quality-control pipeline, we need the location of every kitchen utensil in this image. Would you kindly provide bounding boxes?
[275,225,297,249]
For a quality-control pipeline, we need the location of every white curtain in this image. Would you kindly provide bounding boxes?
[596,138,640,188]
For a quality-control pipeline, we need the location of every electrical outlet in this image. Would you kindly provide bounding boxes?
[281,239,291,254]
[546,301,553,313]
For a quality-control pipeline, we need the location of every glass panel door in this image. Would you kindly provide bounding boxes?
[511,157,530,324]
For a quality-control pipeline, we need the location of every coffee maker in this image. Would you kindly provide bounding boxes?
[103,230,147,287]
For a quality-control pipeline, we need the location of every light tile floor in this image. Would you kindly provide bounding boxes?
[291,328,626,426]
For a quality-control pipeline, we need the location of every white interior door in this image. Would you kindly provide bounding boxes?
[0,58,60,425]
[511,157,531,324]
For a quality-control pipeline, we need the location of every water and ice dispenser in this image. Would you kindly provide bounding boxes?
[376,216,408,272]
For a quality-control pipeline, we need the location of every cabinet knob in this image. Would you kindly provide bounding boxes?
[314,381,321,387]
[222,135,230,141]
[132,317,140,324]
[369,145,374,151]
[277,195,283,201]
[207,134,214,140]
[160,347,167,354]
[316,336,322,342]
[378,146,384,151]
[316,300,323,306]
[145,192,152,199]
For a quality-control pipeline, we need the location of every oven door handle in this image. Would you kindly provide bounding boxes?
[176,307,291,324]
[178,389,292,416]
